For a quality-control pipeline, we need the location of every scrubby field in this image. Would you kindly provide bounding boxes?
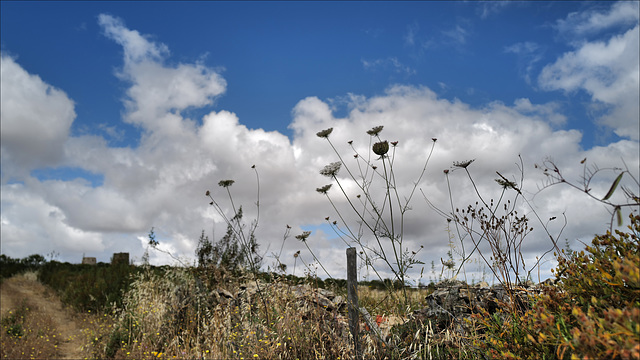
[1,214,638,359]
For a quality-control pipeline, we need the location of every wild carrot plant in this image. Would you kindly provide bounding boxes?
[315,125,437,306]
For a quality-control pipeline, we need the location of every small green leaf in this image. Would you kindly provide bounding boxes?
[602,173,623,201]
[616,206,622,227]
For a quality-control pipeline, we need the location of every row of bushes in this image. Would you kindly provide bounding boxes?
[1,251,411,314]
[37,261,141,312]
[0,254,46,281]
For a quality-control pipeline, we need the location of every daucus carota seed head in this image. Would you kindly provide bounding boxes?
[320,162,342,177]
[218,180,235,187]
[372,140,389,156]
[366,125,384,136]
[295,231,312,242]
[453,159,475,168]
[316,184,332,194]
[316,128,333,138]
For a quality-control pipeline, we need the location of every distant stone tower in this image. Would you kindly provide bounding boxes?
[111,252,130,265]
[82,256,97,265]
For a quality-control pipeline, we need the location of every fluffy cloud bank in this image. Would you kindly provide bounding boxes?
[1,56,76,181]
[1,10,638,284]
[540,1,639,140]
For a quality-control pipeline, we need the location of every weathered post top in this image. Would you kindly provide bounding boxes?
[346,247,361,359]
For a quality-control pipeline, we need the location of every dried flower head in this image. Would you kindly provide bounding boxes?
[390,141,398,147]
[316,184,332,194]
[373,140,389,156]
[295,231,312,242]
[432,138,437,142]
[495,178,518,190]
[205,190,210,196]
[443,169,449,174]
[218,180,235,187]
[294,250,300,258]
[347,140,353,145]
[366,126,384,136]
[453,159,475,168]
[316,128,333,138]
[320,162,342,177]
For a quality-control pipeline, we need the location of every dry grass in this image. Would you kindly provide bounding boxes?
[0,271,477,360]
[93,268,357,359]
[358,286,431,314]
[1,272,67,359]
[0,300,61,359]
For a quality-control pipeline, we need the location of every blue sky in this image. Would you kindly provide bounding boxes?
[3,1,627,146]
[1,1,638,282]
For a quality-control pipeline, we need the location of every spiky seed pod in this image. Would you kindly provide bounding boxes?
[373,140,389,156]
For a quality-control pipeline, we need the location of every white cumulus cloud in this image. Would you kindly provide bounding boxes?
[1,55,76,181]
[539,24,639,140]
[0,13,637,285]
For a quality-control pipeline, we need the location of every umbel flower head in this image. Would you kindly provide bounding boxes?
[453,159,475,169]
[372,140,389,156]
[316,184,332,194]
[218,180,235,187]
[320,162,342,178]
[295,231,312,242]
[316,128,333,138]
[366,125,384,136]
[495,178,518,190]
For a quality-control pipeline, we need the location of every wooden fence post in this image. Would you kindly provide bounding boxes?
[346,247,361,359]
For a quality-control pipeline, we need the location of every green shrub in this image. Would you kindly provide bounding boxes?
[0,254,45,281]
[38,261,137,312]
[473,213,640,359]
[1,300,28,338]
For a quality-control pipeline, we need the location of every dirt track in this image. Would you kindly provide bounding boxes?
[1,272,85,359]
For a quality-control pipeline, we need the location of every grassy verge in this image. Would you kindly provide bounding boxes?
[1,273,65,359]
